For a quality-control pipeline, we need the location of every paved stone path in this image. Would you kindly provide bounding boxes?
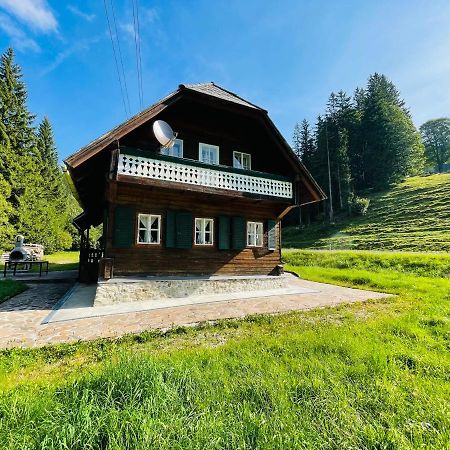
[0,276,390,348]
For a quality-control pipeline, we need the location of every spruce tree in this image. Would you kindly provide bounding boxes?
[360,74,424,189]
[0,48,74,253]
[292,122,302,159]
[37,116,61,197]
[0,47,37,220]
[299,119,315,168]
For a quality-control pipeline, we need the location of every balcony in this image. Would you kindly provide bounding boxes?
[117,150,293,199]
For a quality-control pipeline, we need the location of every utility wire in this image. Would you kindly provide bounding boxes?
[103,0,129,117]
[136,0,144,108]
[110,0,131,115]
[131,0,144,110]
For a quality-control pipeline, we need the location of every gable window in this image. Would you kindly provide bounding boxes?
[161,139,183,158]
[195,218,214,245]
[247,221,263,247]
[137,214,161,244]
[199,143,219,165]
[233,151,251,170]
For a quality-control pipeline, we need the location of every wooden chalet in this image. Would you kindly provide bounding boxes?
[64,83,325,281]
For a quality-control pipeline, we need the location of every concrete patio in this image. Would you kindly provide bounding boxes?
[0,273,390,348]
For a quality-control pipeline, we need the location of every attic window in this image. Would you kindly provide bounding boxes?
[233,151,251,170]
[161,139,183,158]
[199,143,219,165]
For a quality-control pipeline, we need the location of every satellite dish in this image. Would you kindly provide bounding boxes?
[153,120,178,148]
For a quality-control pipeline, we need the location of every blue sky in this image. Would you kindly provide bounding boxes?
[0,0,449,161]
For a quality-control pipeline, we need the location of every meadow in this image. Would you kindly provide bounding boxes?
[0,250,449,449]
[283,173,450,252]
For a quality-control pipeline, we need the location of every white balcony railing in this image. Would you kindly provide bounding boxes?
[118,153,293,199]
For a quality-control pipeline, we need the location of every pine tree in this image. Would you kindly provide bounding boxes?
[0,47,37,220]
[360,74,424,190]
[0,48,74,253]
[37,116,61,196]
[292,122,302,159]
[299,119,315,168]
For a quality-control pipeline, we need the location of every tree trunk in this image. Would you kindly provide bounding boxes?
[326,124,333,222]
[337,165,343,209]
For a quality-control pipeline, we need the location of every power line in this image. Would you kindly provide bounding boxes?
[136,0,144,108]
[131,0,144,110]
[103,0,130,117]
[110,0,131,115]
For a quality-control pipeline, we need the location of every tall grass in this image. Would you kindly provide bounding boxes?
[1,251,449,449]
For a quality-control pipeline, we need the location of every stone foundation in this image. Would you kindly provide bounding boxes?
[94,276,287,306]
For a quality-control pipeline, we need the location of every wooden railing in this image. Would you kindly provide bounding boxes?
[118,152,293,199]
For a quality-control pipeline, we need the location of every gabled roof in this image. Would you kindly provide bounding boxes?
[180,82,265,111]
[63,82,325,202]
[64,83,266,168]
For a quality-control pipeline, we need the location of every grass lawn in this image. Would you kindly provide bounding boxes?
[283,173,450,252]
[0,279,27,304]
[42,251,79,271]
[1,251,79,273]
[0,250,449,449]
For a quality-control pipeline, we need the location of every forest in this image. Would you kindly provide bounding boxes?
[292,73,450,222]
[0,48,78,253]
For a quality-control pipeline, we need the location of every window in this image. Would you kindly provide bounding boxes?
[247,221,263,247]
[161,139,183,158]
[137,214,161,244]
[233,151,251,170]
[195,218,214,245]
[199,143,219,165]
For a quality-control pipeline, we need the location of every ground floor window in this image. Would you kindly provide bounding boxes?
[195,218,214,245]
[247,221,263,247]
[137,214,161,244]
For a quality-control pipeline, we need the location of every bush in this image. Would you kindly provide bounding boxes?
[348,194,370,216]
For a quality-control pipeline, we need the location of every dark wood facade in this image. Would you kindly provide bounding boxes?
[65,83,325,280]
[106,183,283,276]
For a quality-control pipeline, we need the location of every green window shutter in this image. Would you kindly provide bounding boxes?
[165,210,176,248]
[113,206,134,248]
[231,216,246,250]
[176,211,193,249]
[218,215,231,250]
[268,219,277,251]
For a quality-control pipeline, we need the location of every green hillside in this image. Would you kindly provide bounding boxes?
[283,173,450,252]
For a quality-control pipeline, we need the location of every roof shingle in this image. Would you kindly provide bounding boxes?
[180,82,265,111]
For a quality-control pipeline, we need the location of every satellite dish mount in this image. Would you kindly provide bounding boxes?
[153,120,178,149]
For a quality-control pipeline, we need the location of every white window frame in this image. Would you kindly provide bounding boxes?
[233,151,252,170]
[247,221,263,247]
[195,217,214,246]
[161,138,183,158]
[137,214,161,245]
[199,143,220,165]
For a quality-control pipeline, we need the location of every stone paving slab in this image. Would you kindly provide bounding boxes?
[0,275,390,349]
[45,284,319,323]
